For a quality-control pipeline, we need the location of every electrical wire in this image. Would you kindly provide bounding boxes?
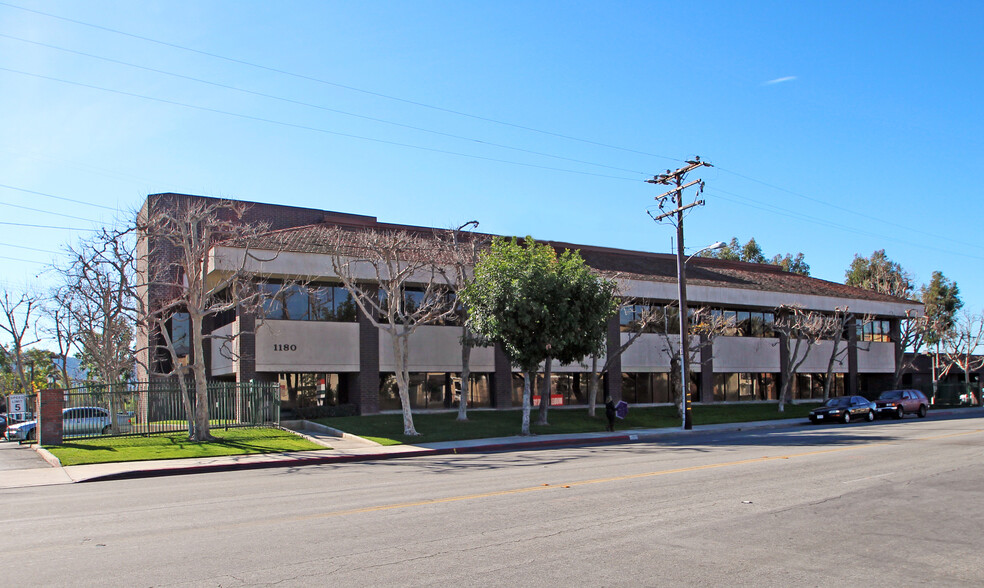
[0,65,643,182]
[0,32,651,178]
[0,242,62,255]
[0,1,683,164]
[0,199,100,223]
[0,182,119,211]
[714,165,980,250]
[706,188,984,262]
[0,221,94,230]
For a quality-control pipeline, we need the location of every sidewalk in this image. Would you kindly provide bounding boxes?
[3,407,980,489]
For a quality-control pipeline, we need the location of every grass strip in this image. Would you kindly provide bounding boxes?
[46,427,327,466]
[318,402,820,446]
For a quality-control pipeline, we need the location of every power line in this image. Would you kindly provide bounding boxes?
[0,221,94,230]
[0,254,49,264]
[0,241,61,254]
[706,188,984,262]
[0,1,682,164]
[0,32,651,177]
[0,182,120,211]
[0,198,100,222]
[714,165,980,250]
[0,66,643,182]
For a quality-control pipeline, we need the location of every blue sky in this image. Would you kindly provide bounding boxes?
[1,0,982,337]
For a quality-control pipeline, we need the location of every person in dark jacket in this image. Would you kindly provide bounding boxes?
[604,394,616,432]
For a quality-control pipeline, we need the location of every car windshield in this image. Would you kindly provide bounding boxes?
[824,398,851,407]
[879,391,903,400]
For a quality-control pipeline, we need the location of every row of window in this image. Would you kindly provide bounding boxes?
[273,370,872,413]
[261,284,358,322]
[619,304,779,337]
[260,283,463,326]
[620,303,895,343]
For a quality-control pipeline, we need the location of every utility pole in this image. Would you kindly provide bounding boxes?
[647,156,712,430]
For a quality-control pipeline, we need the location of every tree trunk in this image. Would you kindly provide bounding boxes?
[670,356,683,419]
[822,335,843,401]
[538,356,551,425]
[588,356,599,418]
[177,371,196,439]
[457,325,471,422]
[392,331,419,436]
[191,311,211,441]
[521,370,533,435]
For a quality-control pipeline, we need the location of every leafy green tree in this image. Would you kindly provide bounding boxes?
[770,252,810,276]
[460,237,618,434]
[921,271,962,346]
[844,250,914,298]
[703,237,809,275]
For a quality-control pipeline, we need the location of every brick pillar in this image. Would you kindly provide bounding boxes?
[238,313,258,382]
[604,315,622,402]
[357,287,380,415]
[492,342,513,408]
[38,389,64,446]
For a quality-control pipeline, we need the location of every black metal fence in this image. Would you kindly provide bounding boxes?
[60,381,280,439]
[918,382,981,408]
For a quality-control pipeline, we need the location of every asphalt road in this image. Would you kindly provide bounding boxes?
[2,415,982,587]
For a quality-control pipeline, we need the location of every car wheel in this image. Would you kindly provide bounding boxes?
[866,410,875,422]
[896,406,904,420]
[842,412,851,424]
[101,425,112,435]
[918,405,928,418]
[26,429,35,441]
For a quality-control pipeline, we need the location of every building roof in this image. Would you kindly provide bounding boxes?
[238,217,919,307]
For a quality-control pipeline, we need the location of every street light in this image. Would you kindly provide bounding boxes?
[677,241,726,430]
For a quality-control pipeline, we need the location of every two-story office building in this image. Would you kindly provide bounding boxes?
[137,193,923,415]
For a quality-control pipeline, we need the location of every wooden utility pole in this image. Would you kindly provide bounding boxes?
[647,156,712,430]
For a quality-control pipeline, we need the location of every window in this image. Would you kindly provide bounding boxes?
[261,283,358,322]
[857,319,892,342]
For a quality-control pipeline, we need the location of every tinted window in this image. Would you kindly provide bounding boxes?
[880,390,903,400]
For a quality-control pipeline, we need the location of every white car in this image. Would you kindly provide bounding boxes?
[5,407,131,441]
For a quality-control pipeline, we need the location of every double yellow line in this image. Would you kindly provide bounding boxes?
[293,427,984,521]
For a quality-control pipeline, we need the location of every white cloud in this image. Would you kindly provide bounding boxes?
[763,76,797,85]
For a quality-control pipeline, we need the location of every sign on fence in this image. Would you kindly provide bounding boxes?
[7,394,27,415]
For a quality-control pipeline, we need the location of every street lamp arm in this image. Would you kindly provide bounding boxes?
[686,241,728,264]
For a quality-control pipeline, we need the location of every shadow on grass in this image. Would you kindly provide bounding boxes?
[56,442,118,453]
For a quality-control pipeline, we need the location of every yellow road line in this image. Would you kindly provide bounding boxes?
[290,428,984,521]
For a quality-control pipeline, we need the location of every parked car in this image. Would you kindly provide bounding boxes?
[0,413,7,439]
[809,396,876,424]
[4,407,131,441]
[874,389,929,419]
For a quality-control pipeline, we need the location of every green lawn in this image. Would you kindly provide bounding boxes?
[318,402,820,446]
[46,427,328,466]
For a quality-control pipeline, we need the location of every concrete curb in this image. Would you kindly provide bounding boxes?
[53,408,984,485]
[35,445,62,467]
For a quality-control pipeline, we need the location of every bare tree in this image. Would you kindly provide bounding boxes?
[815,308,872,401]
[42,289,79,389]
[0,287,43,395]
[323,227,457,436]
[893,309,929,388]
[583,298,664,417]
[772,305,827,413]
[654,305,735,418]
[441,221,487,422]
[57,228,142,389]
[942,311,984,391]
[141,199,272,441]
